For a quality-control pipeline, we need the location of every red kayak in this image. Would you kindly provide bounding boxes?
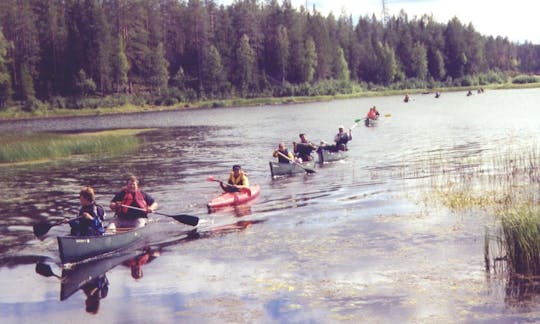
[207,185,261,213]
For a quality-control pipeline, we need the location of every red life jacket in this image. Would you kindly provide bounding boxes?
[121,188,147,214]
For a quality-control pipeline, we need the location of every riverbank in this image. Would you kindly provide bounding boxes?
[1,82,539,121]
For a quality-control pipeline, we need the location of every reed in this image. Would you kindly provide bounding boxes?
[426,146,540,275]
[498,204,540,275]
[0,129,144,164]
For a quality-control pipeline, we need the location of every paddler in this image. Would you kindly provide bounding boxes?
[220,164,250,193]
[109,175,158,229]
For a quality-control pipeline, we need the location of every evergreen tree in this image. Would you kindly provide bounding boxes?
[236,33,255,97]
[111,34,129,93]
[203,44,228,97]
[334,47,350,81]
[0,28,12,107]
[147,42,169,96]
[276,24,290,84]
[303,37,317,83]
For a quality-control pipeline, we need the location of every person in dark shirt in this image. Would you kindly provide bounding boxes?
[68,186,105,236]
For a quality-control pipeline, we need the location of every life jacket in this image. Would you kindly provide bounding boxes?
[228,171,246,185]
[121,188,147,214]
[277,149,291,163]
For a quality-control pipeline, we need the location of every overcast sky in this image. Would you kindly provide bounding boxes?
[215,0,539,44]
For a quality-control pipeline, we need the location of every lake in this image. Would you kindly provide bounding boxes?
[1,88,540,322]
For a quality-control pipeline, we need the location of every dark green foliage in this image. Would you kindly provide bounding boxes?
[0,0,538,111]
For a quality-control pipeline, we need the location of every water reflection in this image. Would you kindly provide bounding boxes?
[32,217,263,315]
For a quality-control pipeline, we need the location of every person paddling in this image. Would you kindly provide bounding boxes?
[293,133,317,162]
[273,142,294,163]
[109,175,158,229]
[334,125,352,151]
[220,164,250,193]
[67,186,105,236]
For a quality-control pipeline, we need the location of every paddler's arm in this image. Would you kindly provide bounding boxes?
[147,202,158,213]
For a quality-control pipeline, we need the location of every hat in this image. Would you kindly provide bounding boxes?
[338,125,344,129]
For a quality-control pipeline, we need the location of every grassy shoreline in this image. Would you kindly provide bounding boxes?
[2,82,539,121]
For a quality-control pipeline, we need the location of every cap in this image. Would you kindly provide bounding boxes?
[338,125,344,129]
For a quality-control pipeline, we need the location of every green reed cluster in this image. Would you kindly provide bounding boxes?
[427,146,540,275]
[499,204,540,275]
[0,130,142,164]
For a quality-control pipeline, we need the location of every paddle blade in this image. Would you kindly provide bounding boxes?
[207,175,216,182]
[304,168,316,174]
[171,214,199,226]
[35,262,58,278]
[33,222,54,237]
[384,113,391,117]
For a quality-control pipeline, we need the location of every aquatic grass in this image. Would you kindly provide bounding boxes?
[0,129,145,164]
[423,145,540,276]
[498,204,540,276]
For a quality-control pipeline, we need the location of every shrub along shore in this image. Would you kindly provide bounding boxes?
[1,81,539,121]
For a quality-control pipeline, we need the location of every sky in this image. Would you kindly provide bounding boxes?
[216,0,539,44]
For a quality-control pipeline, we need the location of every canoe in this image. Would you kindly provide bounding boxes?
[317,147,348,164]
[207,184,261,212]
[57,225,152,264]
[364,118,378,127]
[269,160,316,178]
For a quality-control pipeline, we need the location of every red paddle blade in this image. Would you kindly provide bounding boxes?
[207,175,216,182]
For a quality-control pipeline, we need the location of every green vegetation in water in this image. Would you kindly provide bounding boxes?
[0,129,146,164]
[426,146,540,276]
[498,204,540,276]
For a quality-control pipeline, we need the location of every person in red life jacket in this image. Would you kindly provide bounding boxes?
[109,175,158,229]
[220,164,250,193]
[293,133,317,162]
[122,248,160,279]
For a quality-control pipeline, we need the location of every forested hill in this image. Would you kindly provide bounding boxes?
[0,0,539,110]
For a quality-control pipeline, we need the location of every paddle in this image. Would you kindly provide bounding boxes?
[350,118,363,130]
[120,205,199,226]
[33,219,68,237]
[35,262,62,279]
[206,176,252,196]
[277,151,316,174]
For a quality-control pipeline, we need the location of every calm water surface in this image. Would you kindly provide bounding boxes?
[1,88,540,323]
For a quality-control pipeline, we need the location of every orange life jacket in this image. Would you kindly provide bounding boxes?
[121,188,147,214]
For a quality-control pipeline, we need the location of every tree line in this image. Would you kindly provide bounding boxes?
[0,0,539,110]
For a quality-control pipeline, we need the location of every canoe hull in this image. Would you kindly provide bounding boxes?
[317,148,348,164]
[57,225,151,264]
[207,184,261,212]
[269,160,315,177]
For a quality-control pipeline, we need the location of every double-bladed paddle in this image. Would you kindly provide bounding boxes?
[120,205,199,226]
[206,176,252,196]
[277,151,316,174]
